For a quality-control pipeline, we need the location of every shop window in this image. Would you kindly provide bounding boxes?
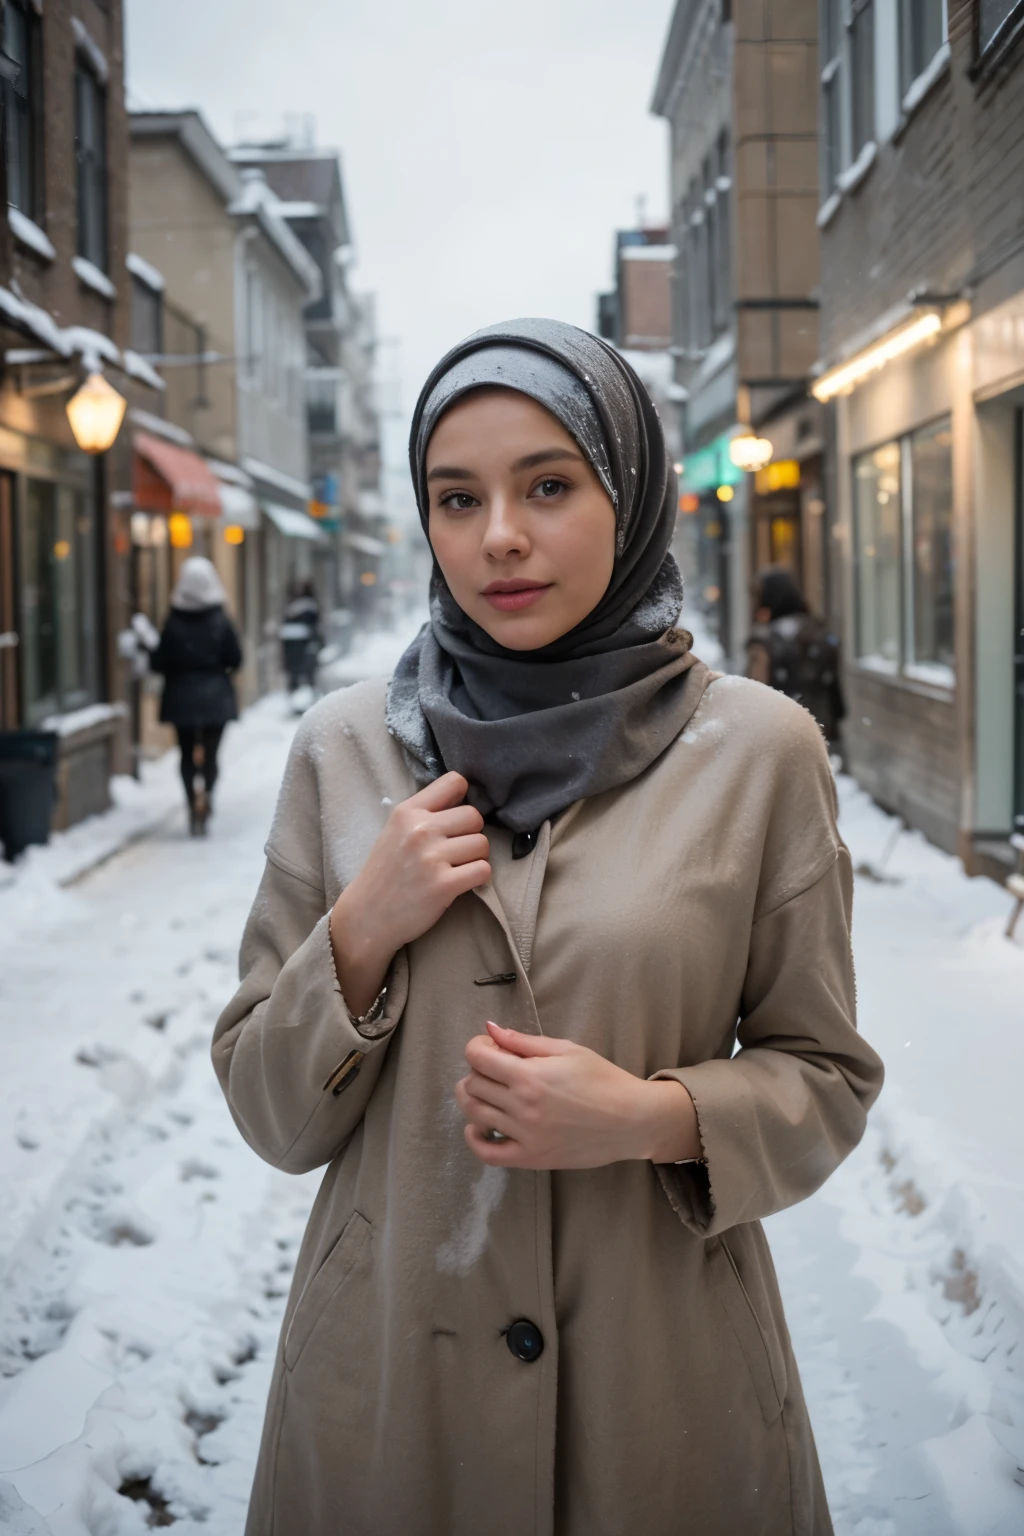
[853,443,902,670]
[3,0,43,222]
[18,478,101,723]
[900,0,946,93]
[852,419,954,686]
[907,420,954,681]
[75,62,108,271]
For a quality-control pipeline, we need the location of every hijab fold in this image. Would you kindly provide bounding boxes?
[386,318,702,833]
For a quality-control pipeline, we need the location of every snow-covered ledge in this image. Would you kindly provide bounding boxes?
[816,191,842,230]
[72,255,116,301]
[8,207,55,262]
[901,41,951,120]
[837,140,877,195]
[126,251,165,293]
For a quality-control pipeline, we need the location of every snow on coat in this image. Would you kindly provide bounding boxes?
[213,664,884,1536]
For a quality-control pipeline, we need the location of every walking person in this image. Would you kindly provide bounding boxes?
[746,566,846,751]
[151,556,242,837]
[214,319,883,1535]
[280,578,322,699]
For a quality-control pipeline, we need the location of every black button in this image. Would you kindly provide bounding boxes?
[505,1319,544,1362]
[511,830,538,860]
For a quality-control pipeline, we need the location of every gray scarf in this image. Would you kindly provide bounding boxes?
[386,318,704,833]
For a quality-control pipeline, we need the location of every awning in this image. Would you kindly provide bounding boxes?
[345,530,386,558]
[133,430,222,516]
[263,502,328,544]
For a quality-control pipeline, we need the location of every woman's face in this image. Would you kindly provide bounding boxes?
[426,389,617,651]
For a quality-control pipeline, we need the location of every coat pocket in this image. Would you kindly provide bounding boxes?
[284,1210,371,1371]
[706,1236,787,1425]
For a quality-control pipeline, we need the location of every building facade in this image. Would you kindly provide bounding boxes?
[0,0,166,829]
[128,110,322,736]
[228,139,389,634]
[814,0,1024,870]
[653,0,828,660]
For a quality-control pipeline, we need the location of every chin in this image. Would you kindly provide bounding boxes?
[472,608,562,651]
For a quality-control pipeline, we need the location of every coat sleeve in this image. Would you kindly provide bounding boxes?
[212,715,407,1174]
[222,617,243,673]
[651,693,883,1236]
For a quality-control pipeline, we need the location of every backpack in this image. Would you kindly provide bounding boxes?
[756,614,845,741]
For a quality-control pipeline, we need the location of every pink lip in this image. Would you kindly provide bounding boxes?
[481,582,552,612]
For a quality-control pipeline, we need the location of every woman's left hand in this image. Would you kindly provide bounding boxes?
[455,1021,701,1170]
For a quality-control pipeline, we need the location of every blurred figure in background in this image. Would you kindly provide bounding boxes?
[280,579,322,700]
[151,556,242,836]
[746,567,845,753]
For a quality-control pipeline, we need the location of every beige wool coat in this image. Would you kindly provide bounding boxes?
[213,655,884,1536]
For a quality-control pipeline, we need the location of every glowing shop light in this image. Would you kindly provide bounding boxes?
[224,524,245,546]
[716,484,734,503]
[168,513,193,549]
[812,312,942,402]
[729,434,773,473]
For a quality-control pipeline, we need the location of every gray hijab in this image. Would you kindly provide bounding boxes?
[386,317,703,833]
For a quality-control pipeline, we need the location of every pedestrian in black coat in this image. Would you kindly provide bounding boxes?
[746,567,845,749]
[151,556,243,835]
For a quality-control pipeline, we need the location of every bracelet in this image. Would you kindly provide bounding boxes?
[674,1156,708,1166]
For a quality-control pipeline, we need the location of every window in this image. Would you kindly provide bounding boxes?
[850,0,875,158]
[978,0,1024,55]
[3,0,42,221]
[907,420,954,676]
[853,418,954,685]
[900,0,945,92]
[853,443,902,669]
[75,62,107,270]
[820,0,844,195]
[130,277,163,357]
[711,131,732,335]
[246,269,264,383]
[18,478,101,723]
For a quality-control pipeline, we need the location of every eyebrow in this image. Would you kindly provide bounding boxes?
[426,447,584,483]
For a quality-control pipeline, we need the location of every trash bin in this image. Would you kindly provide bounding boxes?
[0,730,60,860]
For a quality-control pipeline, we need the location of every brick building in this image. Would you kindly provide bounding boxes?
[814,0,1024,870]
[0,0,165,828]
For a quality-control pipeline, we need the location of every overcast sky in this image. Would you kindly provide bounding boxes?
[125,0,676,513]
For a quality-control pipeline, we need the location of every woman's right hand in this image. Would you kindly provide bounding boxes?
[329,773,491,1017]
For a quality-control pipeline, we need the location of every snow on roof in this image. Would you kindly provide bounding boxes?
[228,171,322,301]
[128,408,194,448]
[126,252,165,293]
[123,349,166,392]
[620,244,676,262]
[276,201,325,220]
[0,285,73,357]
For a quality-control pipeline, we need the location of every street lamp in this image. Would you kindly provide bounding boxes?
[65,372,127,454]
[728,433,773,473]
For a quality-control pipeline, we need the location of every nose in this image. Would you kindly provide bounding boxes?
[480,492,530,562]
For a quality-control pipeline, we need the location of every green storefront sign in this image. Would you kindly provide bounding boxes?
[680,432,742,495]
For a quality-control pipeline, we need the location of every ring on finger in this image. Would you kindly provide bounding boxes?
[483,1127,509,1143]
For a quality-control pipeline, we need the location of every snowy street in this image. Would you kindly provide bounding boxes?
[1,635,1023,1533]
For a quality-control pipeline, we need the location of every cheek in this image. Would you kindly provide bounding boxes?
[428,516,474,591]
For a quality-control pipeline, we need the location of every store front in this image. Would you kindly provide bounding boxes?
[131,430,224,758]
[678,431,745,658]
[824,316,962,855]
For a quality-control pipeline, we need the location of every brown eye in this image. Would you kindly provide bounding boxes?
[440,491,478,512]
[535,478,567,498]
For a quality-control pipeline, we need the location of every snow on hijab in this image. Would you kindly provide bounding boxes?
[386,318,700,834]
[171,556,227,613]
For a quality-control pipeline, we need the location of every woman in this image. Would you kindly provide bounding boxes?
[214,319,883,1535]
[151,555,242,836]
[746,566,845,750]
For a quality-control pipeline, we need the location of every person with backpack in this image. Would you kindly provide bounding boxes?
[151,556,243,836]
[746,567,845,750]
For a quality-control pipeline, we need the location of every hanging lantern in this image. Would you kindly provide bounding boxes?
[65,372,127,454]
[728,434,774,473]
